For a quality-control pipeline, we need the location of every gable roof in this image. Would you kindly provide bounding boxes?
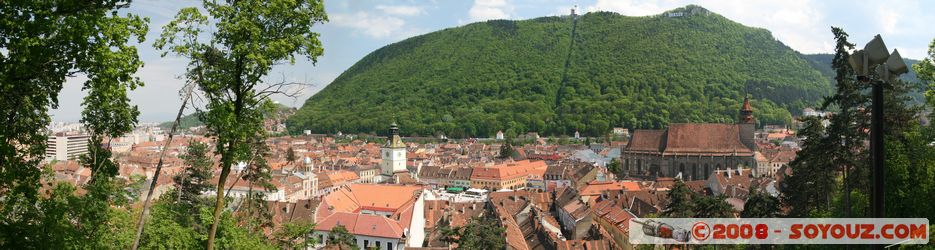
[315,212,404,239]
[626,130,665,152]
[664,123,752,155]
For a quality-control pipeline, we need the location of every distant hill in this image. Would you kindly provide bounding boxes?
[287,5,834,138]
[159,103,295,130]
[802,53,924,104]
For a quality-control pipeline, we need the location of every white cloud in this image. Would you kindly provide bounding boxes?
[585,0,668,16]
[583,0,834,54]
[331,11,407,38]
[376,5,425,16]
[469,0,513,21]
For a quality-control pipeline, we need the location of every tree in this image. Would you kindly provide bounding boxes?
[498,139,513,159]
[286,146,297,164]
[662,179,694,218]
[174,140,214,209]
[820,27,867,218]
[741,188,780,218]
[328,225,358,250]
[0,1,147,247]
[436,217,460,245]
[273,222,317,250]
[781,116,835,217]
[457,216,506,250]
[154,1,327,249]
[607,158,621,178]
[692,195,734,218]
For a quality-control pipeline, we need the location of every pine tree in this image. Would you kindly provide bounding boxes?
[663,179,694,218]
[498,139,513,159]
[174,140,214,210]
[742,188,780,218]
[286,147,297,164]
[782,116,835,217]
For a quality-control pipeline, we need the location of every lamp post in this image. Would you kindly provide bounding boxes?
[848,35,908,223]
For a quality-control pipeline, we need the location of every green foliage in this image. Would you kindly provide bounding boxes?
[607,158,621,177]
[286,147,297,164]
[155,1,326,248]
[781,116,835,217]
[692,195,735,218]
[328,225,358,250]
[288,6,831,138]
[274,221,317,250]
[174,140,215,211]
[498,139,513,159]
[741,188,780,218]
[0,1,148,247]
[662,179,694,218]
[456,216,506,250]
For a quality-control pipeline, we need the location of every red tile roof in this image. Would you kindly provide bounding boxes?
[470,160,548,181]
[314,212,404,239]
[664,124,752,155]
[626,130,665,152]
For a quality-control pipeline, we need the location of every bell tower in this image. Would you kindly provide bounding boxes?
[738,96,756,151]
[739,96,754,124]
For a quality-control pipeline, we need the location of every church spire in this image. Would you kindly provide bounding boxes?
[739,96,754,124]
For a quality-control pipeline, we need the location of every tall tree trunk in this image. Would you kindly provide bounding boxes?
[207,141,236,250]
[131,84,195,250]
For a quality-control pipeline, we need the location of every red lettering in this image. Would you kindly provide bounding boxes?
[713,224,726,239]
[727,224,739,239]
[790,224,802,239]
[894,224,909,239]
[829,224,844,239]
[910,224,927,239]
[740,224,753,239]
[804,224,819,239]
[817,224,831,239]
[860,224,875,239]
[846,224,860,239]
[882,224,894,239]
[755,224,768,240]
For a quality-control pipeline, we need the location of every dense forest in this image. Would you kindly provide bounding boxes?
[287,5,837,138]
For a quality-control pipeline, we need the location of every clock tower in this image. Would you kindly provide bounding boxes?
[381,122,407,178]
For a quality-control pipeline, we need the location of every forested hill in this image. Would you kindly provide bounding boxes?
[287,5,833,138]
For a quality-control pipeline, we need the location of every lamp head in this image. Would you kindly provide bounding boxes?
[863,34,890,66]
[849,49,867,76]
[885,49,908,75]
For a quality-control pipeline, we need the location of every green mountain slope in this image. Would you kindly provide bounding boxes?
[802,53,924,104]
[288,5,832,138]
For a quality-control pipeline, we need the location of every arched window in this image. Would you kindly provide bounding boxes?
[679,163,685,178]
[692,164,698,181]
[704,164,710,179]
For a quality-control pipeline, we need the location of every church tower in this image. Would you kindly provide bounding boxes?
[381,122,407,178]
[738,96,756,151]
[739,96,754,124]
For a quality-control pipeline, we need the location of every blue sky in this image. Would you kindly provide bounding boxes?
[50,0,935,122]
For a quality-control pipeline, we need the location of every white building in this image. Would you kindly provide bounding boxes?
[313,184,427,250]
[45,133,91,161]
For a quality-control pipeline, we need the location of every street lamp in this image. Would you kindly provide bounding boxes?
[847,35,908,222]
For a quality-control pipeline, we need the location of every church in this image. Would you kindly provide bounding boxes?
[620,97,757,181]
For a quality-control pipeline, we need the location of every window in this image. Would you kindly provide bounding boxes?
[364,240,369,248]
[376,241,381,249]
[388,242,393,250]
